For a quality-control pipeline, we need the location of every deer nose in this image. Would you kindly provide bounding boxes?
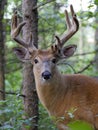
[42,71,51,80]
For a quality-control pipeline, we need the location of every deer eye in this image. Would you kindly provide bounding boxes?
[52,58,57,64]
[34,59,39,64]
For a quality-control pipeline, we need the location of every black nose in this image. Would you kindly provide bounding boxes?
[42,71,51,80]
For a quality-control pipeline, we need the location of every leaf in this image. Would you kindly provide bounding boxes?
[0,125,13,129]
[68,120,94,130]
[88,4,94,9]
[94,0,98,5]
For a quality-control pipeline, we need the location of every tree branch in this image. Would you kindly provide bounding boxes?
[58,58,97,74]
[57,62,76,73]
[33,0,56,10]
[74,51,96,57]
[76,60,96,74]
[0,89,25,98]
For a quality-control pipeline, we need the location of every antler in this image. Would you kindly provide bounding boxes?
[11,11,28,48]
[11,11,37,51]
[56,5,79,47]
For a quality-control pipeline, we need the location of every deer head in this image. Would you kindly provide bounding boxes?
[11,5,79,81]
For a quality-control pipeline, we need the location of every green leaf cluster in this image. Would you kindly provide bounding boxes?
[1,0,98,129]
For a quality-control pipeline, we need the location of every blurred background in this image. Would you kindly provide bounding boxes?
[0,0,98,129]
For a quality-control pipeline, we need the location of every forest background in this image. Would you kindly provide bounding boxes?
[0,0,98,130]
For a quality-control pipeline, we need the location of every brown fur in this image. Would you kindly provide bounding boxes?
[11,6,92,129]
[32,50,98,130]
[13,44,98,129]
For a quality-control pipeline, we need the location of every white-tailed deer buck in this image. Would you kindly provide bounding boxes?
[11,5,98,130]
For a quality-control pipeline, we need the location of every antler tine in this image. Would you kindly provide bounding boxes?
[29,32,33,47]
[60,5,79,46]
[65,9,71,30]
[11,11,17,30]
[55,35,62,47]
[70,4,75,17]
[28,32,37,51]
[51,36,61,54]
[11,11,28,48]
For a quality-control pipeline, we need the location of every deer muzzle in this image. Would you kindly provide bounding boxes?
[42,71,51,80]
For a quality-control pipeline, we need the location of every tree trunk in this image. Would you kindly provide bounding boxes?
[94,6,98,72]
[0,0,6,100]
[22,0,38,130]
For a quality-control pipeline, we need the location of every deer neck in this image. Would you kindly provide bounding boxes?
[34,68,67,115]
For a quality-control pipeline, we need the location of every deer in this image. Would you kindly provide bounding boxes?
[11,5,98,130]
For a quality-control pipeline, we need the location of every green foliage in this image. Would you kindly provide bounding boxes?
[68,121,93,130]
[94,0,98,5]
[0,98,24,129]
[1,0,98,129]
[38,103,57,130]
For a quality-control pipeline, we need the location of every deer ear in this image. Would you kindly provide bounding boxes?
[62,45,77,58]
[13,47,31,62]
